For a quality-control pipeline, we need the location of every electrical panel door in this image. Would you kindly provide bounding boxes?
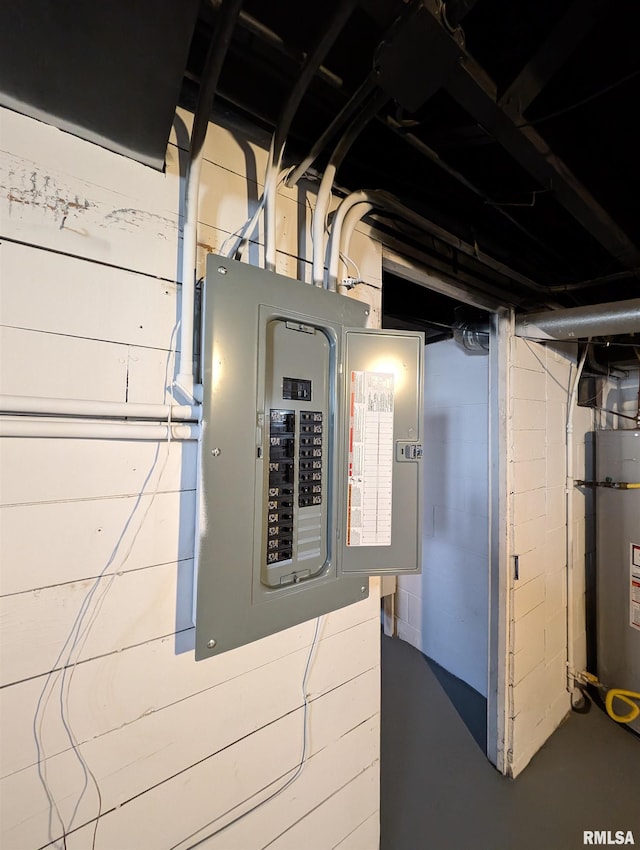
[339,329,424,576]
[194,256,423,659]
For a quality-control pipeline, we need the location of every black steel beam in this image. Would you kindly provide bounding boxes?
[499,0,608,115]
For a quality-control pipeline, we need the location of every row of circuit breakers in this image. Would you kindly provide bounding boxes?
[194,256,424,658]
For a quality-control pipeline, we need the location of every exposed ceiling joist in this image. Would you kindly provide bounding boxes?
[498,0,608,115]
[443,50,640,270]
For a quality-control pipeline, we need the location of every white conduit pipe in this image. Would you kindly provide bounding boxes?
[0,419,199,441]
[565,343,590,693]
[334,202,376,289]
[264,0,360,274]
[0,395,200,421]
[176,0,243,403]
[326,192,378,291]
[310,90,389,287]
[312,162,339,286]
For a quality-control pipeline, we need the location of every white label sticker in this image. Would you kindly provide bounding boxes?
[631,543,640,631]
[347,371,394,547]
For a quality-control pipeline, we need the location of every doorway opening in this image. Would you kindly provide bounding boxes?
[381,260,505,761]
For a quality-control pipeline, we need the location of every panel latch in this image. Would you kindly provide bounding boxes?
[396,441,423,461]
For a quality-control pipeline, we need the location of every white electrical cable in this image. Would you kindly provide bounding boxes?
[169,617,324,850]
[338,250,361,283]
[33,322,182,850]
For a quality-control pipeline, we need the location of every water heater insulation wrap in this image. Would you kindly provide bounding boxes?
[595,429,640,733]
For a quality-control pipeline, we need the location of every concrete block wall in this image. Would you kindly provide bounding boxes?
[397,339,489,697]
[508,337,593,777]
[0,106,382,849]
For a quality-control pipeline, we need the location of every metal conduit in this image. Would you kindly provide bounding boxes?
[177,0,243,402]
[264,0,359,271]
[515,299,640,340]
[325,188,545,294]
[312,90,390,286]
[286,74,378,188]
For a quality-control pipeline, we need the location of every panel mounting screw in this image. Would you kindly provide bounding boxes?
[207,639,217,649]
[360,586,367,593]
[364,310,370,316]
[217,266,227,275]
[211,447,221,456]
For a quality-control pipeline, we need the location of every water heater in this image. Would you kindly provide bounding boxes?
[595,429,640,733]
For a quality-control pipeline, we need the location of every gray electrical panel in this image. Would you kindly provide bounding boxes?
[195,256,424,659]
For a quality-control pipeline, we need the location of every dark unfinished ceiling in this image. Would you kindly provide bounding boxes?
[181,0,640,323]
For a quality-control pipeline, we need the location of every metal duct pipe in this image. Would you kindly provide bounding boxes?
[515,299,640,340]
[453,321,490,351]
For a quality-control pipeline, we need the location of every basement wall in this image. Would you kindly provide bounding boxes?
[0,106,382,850]
[396,339,490,697]
[508,337,593,777]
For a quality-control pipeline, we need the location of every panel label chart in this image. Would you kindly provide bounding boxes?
[347,371,395,547]
[631,542,640,631]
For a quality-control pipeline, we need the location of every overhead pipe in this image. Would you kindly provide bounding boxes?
[207,1,344,91]
[325,188,546,295]
[312,92,389,287]
[0,395,200,421]
[0,419,199,441]
[263,0,359,272]
[515,299,640,340]
[285,74,378,188]
[176,0,243,403]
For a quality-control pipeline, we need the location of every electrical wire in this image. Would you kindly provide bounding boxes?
[34,322,181,850]
[169,616,324,850]
[338,250,361,282]
[218,167,296,261]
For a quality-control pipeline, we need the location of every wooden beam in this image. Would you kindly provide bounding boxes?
[499,0,609,115]
[424,21,640,268]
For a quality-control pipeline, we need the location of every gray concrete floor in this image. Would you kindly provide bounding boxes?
[381,634,640,850]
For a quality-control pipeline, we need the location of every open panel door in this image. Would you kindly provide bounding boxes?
[339,329,424,576]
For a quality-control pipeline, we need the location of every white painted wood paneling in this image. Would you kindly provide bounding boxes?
[50,681,378,850]
[0,559,196,686]
[0,326,129,401]
[0,596,378,779]
[1,148,181,279]
[0,240,180,349]
[0,101,382,850]
[333,813,380,850]
[0,438,197,505]
[0,490,196,596]
[126,343,177,404]
[265,766,378,850]
[3,624,378,849]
